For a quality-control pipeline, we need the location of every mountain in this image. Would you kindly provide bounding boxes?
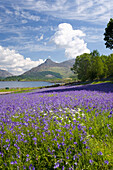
[0,69,13,78]
[21,58,75,80]
[4,58,76,82]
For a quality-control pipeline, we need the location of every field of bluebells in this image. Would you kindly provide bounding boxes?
[0,82,113,169]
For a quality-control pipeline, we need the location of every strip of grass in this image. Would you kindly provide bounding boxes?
[0,87,40,93]
[91,80,113,85]
[0,84,60,93]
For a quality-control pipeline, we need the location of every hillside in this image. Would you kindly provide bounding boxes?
[0,69,13,78]
[4,58,76,82]
[21,58,75,80]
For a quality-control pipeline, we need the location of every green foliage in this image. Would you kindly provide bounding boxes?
[89,56,104,80]
[71,50,113,81]
[106,54,113,76]
[90,50,100,57]
[104,18,113,50]
[100,55,108,77]
[71,53,91,81]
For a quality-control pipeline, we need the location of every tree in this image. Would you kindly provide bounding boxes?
[89,56,104,80]
[106,54,113,76]
[90,50,100,57]
[89,50,104,80]
[71,50,105,81]
[71,53,91,81]
[100,55,108,78]
[104,18,113,50]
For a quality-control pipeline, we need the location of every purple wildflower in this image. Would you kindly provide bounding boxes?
[74,142,77,145]
[86,146,89,149]
[104,160,109,165]
[83,141,86,144]
[23,166,26,169]
[89,159,93,164]
[6,139,10,142]
[62,166,65,170]
[54,162,60,169]
[26,158,30,162]
[33,137,37,141]
[97,151,103,155]
[10,161,17,165]
[26,154,29,157]
[10,161,14,165]
[110,111,113,114]
[108,115,112,118]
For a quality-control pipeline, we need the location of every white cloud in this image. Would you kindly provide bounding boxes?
[22,20,28,24]
[80,26,104,43]
[5,9,13,15]
[1,0,112,25]
[17,0,112,24]
[14,9,40,22]
[0,46,44,75]
[21,11,40,21]
[36,34,44,41]
[52,23,90,59]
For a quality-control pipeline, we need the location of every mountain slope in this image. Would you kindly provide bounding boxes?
[22,58,75,79]
[0,69,13,78]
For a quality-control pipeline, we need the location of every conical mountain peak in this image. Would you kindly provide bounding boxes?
[45,58,55,64]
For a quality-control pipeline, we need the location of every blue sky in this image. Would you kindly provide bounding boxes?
[0,0,112,75]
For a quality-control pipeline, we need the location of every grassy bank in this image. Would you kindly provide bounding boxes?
[0,87,40,93]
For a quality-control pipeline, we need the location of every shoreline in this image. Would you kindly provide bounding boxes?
[0,91,13,95]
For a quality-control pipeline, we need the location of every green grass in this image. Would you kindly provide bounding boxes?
[0,84,61,93]
[91,80,113,84]
[0,87,40,93]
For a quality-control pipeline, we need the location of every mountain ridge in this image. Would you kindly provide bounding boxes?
[0,69,13,78]
[22,58,75,76]
[3,58,76,82]
[21,58,75,79]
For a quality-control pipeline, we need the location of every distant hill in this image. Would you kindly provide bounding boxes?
[21,58,75,80]
[0,69,13,78]
[4,58,76,82]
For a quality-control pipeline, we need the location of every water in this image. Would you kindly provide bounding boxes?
[0,81,55,88]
